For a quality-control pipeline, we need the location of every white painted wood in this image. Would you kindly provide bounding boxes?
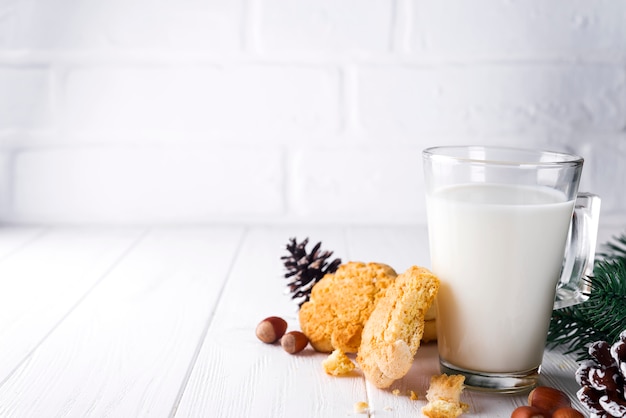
[0,227,243,417]
[174,225,590,418]
[174,226,360,418]
[539,346,586,412]
[0,224,621,418]
[0,227,143,385]
[0,226,46,260]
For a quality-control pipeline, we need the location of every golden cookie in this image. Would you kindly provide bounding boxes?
[298,261,397,353]
[357,266,440,388]
[422,319,437,343]
[422,303,438,343]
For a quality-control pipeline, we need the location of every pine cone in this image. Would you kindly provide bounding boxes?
[281,237,341,308]
[576,330,626,417]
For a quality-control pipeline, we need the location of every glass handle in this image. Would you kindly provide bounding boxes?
[554,192,601,309]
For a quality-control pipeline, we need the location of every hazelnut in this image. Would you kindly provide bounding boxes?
[510,406,550,418]
[281,330,309,354]
[256,316,288,344]
[528,386,571,413]
[552,407,584,418]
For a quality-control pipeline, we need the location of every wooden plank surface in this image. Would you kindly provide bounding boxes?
[0,227,46,260]
[0,228,143,386]
[174,226,360,418]
[0,227,244,417]
[0,224,621,417]
[175,225,584,418]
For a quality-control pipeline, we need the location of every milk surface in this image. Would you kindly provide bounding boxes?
[427,183,574,373]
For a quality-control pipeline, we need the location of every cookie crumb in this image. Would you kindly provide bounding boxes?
[354,401,369,414]
[422,374,467,418]
[410,390,419,400]
[323,349,355,376]
[392,389,400,396]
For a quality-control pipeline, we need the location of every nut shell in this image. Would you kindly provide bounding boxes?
[281,331,309,354]
[510,405,550,418]
[528,386,571,413]
[552,407,585,418]
[256,316,288,344]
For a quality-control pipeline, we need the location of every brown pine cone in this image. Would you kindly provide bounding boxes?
[576,330,626,417]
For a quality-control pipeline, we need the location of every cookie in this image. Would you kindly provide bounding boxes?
[357,266,440,388]
[299,261,397,353]
[422,303,438,343]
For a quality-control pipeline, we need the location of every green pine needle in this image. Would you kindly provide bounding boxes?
[547,232,626,360]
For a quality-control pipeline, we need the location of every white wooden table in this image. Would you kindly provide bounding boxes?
[0,224,620,417]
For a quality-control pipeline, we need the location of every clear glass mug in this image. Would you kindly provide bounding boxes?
[422,146,601,393]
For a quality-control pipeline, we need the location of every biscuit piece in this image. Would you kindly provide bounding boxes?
[422,303,438,343]
[299,262,397,353]
[424,303,437,322]
[422,319,437,343]
[422,400,465,418]
[323,349,355,376]
[357,266,440,388]
[422,374,468,418]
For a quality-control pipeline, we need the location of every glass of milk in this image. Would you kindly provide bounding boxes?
[423,146,600,393]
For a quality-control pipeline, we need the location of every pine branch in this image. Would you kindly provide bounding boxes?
[547,232,626,360]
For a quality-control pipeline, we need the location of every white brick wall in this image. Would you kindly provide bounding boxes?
[0,0,624,225]
[64,65,340,134]
[408,0,626,58]
[10,146,284,223]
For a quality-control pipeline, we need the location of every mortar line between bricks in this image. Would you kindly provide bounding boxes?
[0,51,624,67]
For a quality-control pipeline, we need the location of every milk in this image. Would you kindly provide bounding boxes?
[427,183,574,373]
